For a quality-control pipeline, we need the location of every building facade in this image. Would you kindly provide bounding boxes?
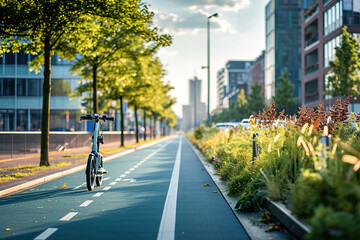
[216,60,253,109]
[250,50,266,91]
[265,0,302,107]
[0,52,84,131]
[181,77,206,132]
[301,0,360,111]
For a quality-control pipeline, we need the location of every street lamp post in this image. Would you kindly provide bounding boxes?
[207,13,218,125]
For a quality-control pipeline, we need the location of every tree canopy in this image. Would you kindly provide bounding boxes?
[326,26,360,98]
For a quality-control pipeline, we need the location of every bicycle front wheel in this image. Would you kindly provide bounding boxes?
[86,155,96,191]
[96,159,103,186]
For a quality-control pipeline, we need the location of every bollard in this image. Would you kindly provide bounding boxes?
[252,133,259,165]
[320,135,330,168]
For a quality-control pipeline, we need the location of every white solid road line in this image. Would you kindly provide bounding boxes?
[93,192,104,197]
[80,200,93,207]
[34,228,58,240]
[103,186,111,190]
[60,212,78,221]
[157,137,182,240]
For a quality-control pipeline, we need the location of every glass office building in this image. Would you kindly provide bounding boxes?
[0,51,85,131]
[265,0,302,110]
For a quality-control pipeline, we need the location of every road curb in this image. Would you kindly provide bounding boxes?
[185,137,288,240]
[263,198,311,240]
[0,136,174,198]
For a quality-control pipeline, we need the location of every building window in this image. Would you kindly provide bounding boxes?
[3,78,15,96]
[28,79,41,96]
[305,79,319,103]
[324,35,341,68]
[51,79,72,96]
[30,110,41,131]
[16,109,28,131]
[305,49,319,75]
[17,50,28,65]
[324,0,343,36]
[0,110,15,131]
[5,52,15,65]
[17,78,26,96]
[305,19,318,47]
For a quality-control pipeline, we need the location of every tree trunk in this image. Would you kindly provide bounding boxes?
[135,104,139,143]
[40,36,51,166]
[143,110,146,141]
[120,96,124,147]
[93,64,98,114]
[153,116,156,139]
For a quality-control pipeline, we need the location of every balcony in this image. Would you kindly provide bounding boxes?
[304,2,319,23]
[305,20,318,48]
[305,62,319,75]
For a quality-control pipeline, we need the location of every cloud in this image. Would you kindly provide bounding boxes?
[167,0,251,12]
[152,10,234,35]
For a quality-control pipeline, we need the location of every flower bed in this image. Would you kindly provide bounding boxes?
[187,98,360,239]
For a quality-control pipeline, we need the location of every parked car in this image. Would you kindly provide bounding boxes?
[214,122,239,131]
[240,119,250,130]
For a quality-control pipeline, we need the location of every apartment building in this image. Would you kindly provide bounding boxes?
[216,60,253,109]
[302,0,360,111]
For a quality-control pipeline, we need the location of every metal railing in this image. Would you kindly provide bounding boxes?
[0,131,149,158]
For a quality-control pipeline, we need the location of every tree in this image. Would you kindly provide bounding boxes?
[248,83,265,115]
[0,0,126,166]
[326,26,360,98]
[272,68,298,114]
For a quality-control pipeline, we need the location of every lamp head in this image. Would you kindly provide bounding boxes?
[208,13,219,19]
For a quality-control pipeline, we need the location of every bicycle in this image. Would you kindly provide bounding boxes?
[80,114,114,191]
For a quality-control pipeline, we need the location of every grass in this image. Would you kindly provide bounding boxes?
[0,162,73,184]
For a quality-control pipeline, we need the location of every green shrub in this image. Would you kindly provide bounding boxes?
[290,170,337,219]
[235,176,267,211]
[307,206,360,240]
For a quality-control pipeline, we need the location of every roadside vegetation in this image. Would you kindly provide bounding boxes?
[187,98,360,239]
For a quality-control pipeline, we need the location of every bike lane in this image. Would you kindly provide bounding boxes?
[1,135,250,239]
[0,138,178,239]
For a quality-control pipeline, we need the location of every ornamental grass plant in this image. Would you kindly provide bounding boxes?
[187,98,360,239]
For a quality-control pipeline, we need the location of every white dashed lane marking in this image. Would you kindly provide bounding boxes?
[120,174,126,177]
[34,228,58,240]
[60,212,78,221]
[103,186,111,190]
[93,192,104,197]
[109,182,117,186]
[115,178,122,181]
[125,171,131,174]
[80,200,93,207]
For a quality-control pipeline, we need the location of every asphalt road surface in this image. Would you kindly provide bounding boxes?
[0,135,250,240]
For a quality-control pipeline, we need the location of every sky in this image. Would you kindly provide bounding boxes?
[147,0,269,117]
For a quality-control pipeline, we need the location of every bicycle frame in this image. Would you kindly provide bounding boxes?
[91,119,102,174]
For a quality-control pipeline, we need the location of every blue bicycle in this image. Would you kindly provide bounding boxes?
[80,114,114,191]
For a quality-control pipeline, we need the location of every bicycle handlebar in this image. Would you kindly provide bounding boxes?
[80,114,114,121]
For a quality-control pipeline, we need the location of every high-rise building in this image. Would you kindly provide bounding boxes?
[216,60,253,109]
[181,76,206,132]
[301,0,360,111]
[0,52,84,131]
[265,0,302,109]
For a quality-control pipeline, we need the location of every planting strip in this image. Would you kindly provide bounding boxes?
[185,137,288,240]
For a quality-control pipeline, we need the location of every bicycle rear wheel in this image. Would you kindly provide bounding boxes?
[86,155,96,191]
